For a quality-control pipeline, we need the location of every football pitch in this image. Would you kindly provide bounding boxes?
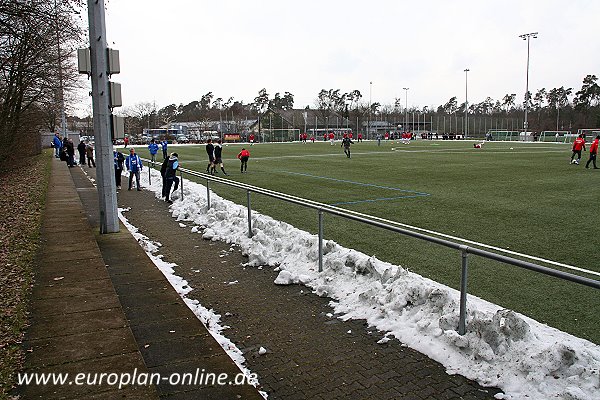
[134,140,600,343]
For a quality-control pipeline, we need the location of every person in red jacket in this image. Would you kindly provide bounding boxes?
[570,134,586,164]
[585,135,599,169]
[328,131,335,145]
[237,148,250,173]
[357,132,363,143]
[249,133,255,146]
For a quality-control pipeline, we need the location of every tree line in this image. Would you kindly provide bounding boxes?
[116,76,599,136]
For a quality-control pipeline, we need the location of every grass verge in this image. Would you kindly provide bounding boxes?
[0,151,51,397]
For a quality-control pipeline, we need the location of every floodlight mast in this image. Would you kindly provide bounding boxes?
[464,69,469,139]
[519,32,538,133]
[403,88,409,132]
[87,0,119,233]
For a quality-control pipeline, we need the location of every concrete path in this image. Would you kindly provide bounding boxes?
[17,158,261,399]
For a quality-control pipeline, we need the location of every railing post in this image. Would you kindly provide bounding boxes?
[247,190,253,238]
[179,169,184,200]
[318,209,323,272]
[206,179,211,209]
[458,245,469,335]
[148,160,152,185]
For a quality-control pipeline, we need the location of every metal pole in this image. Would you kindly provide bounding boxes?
[247,190,253,238]
[179,169,184,200]
[206,179,211,209]
[464,68,469,139]
[369,81,372,140]
[519,32,538,133]
[318,210,323,272]
[148,162,151,185]
[458,246,469,335]
[87,0,119,233]
[403,88,409,133]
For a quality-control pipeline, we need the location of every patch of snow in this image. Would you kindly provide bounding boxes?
[131,165,600,400]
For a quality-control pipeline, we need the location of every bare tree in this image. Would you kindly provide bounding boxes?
[0,0,84,166]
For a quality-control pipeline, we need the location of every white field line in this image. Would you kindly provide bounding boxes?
[181,148,568,163]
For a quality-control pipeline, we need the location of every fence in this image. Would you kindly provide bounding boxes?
[142,158,600,335]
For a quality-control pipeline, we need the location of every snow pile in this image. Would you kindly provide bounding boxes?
[137,167,600,400]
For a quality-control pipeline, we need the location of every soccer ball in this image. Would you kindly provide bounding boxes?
[574,159,579,165]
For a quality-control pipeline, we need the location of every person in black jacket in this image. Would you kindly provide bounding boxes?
[65,138,75,167]
[205,139,214,174]
[77,140,86,165]
[211,139,229,175]
[113,150,124,189]
[341,136,354,158]
[163,153,180,203]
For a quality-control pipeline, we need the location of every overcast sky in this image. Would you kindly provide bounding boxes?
[95,0,600,114]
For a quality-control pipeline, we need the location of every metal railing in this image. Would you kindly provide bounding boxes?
[141,158,600,335]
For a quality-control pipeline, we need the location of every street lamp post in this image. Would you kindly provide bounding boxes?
[519,32,538,134]
[403,87,409,132]
[368,81,372,139]
[464,69,469,139]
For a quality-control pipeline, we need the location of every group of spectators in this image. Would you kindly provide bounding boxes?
[52,133,95,168]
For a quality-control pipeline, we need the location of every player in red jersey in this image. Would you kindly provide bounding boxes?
[570,134,586,164]
[585,135,599,169]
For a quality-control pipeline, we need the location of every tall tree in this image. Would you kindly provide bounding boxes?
[574,75,600,126]
[0,0,84,165]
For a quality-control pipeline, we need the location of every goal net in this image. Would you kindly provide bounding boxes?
[260,129,301,143]
[486,130,520,141]
[539,131,571,142]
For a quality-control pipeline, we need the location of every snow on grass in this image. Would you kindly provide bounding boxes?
[136,166,600,400]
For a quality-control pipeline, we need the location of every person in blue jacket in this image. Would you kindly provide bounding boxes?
[148,139,159,162]
[125,147,143,191]
[161,140,168,160]
[52,133,62,158]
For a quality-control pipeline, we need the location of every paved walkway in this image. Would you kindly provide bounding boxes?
[17,158,261,399]
[19,156,502,399]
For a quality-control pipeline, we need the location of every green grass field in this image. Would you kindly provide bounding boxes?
[133,140,600,343]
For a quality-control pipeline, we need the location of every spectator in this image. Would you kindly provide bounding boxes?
[162,152,180,204]
[161,140,168,160]
[237,148,250,173]
[85,141,96,168]
[123,136,129,148]
[113,149,124,189]
[125,148,143,191]
[65,138,75,167]
[77,140,86,165]
[585,135,599,169]
[52,133,63,158]
[148,139,159,163]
